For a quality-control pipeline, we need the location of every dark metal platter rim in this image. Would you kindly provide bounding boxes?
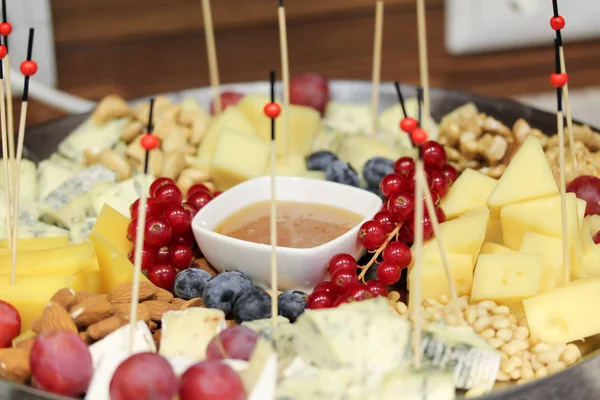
[2,81,598,400]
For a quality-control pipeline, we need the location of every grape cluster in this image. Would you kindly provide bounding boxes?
[307,141,458,309]
[126,177,221,291]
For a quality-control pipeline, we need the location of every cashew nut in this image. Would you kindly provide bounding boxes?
[161,153,186,179]
[98,149,132,181]
[120,120,144,143]
[91,95,130,125]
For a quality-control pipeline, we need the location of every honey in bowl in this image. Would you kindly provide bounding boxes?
[214,200,364,249]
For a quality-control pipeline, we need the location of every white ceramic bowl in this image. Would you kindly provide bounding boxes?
[191,176,383,291]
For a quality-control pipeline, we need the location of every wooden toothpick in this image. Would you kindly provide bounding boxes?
[201,0,222,114]
[370,0,384,136]
[277,0,290,160]
[10,28,36,285]
[416,0,431,134]
[0,42,11,275]
[129,98,157,351]
[412,158,424,369]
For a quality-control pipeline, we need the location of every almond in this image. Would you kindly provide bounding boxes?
[0,348,31,383]
[109,282,159,304]
[153,288,174,302]
[14,337,36,354]
[181,298,205,310]
[152,329,161,348]
[226,320,236,328]
[69,291,97,311]
[144,300,179,321]
[70,295,114,327]
[195,258,218,276]
[39,301,78,334]
[79,331,93,344]
[87,316,127,340]
[31,318,42,334]
[147,320,158,331]
[50,288,76,309]
[170,298,186,308]
[112,303,151,322]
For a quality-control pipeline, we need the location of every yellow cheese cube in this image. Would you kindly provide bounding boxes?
[269,154,308,176]
[471,253,543,310]
[524,277,600,344]
[74,261,102,294]
[580,217,596,252]
[440,169,497,220]
[0,275,76,332]
[237,94,271,128]
[93,204,132,255]
[519,231,564,291]
[500,193,583,278]
[0,236,70,250]
[585,215,600,235]
[486,136,558,219]
[582,245,600,277]
[197,106,256,157]
[408,253,473,305]
[484,218,503,245]
[302,170,326,180]
[210,129,270,190]
[576,198,586,226]
[0,243,95,275]
[418,209,489,268]
[480,242,516,255]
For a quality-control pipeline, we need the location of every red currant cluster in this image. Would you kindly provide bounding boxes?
[307,141,458,309]
[126,177,221,291]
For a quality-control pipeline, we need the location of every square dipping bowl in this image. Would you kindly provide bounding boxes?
[191,176,383,291]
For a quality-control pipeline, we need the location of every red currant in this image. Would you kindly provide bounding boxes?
[397,224,414,244]
[170,245,195,270]
[170,231,196,247]
[387,191,415,222]
[594,231,600,245]
[407,168,433,191]
[130,197,162,220]
[421,141,447,169]
[0,301,21,348]
[213,191,222,197]
[429,190,441,206]
[127,218,143,243]
[344,283,373,301]
[187,190,213,212]
[187,184,211,198]
[147,264,177,291]
[127,243,157,271]
[430,170,450,197]
[394,157,415,177]
[307,290,334,309]
[145,216,173,247]
[313,281,340,297]
[163,205,193,233]
[327,253,357,275]
[441,164,458,184]
[366,280,388,297]
[380,173,408,198]
[377,260,401,285]
[331,269,359,292]
[181,202,198,217]
[333,295,354,307]
[358,220,386,250]
[156,245,172,264]
[154,183,183,208]
[407,212,434,241]
[382,241,412,268]
[373,211,396,234]
[150,177,175,198]
[433,206,446,224]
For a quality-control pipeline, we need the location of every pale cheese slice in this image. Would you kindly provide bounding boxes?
[441,168,497,220]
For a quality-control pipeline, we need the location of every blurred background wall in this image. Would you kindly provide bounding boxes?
[11,0,600,125]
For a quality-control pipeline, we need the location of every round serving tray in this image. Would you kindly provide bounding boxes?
[2,80,600,400]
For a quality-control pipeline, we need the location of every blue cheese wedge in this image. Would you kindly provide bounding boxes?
[277,367,358,400]
[90,173,153,217]
[0,159,38,201]
[69,218,96,244]
[59,118,130,163]
[37,158,83,200]
[380,367,456,400]
[159,308,226,361]
[323,101,373,135]
[88,321,155,369]
[0,200,69,239]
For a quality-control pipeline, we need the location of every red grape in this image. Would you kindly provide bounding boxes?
[377,260,402,285]
[127,243,157,271]
[313,281,340,297]
[156,245,172,264]
[179,360,246,400]
[380,173,408,198]
[358,220,386,250]
[373,211,396,234]
[163,204,193,233]
[206,325,259,361]
[331,269,359,293]
[170,231,196,247]
[344,283,373,301]
[567,175,600,216]
[187,190,213,212]
[387,191,415,222]
[307,290,334,309]
[145,216,173,247]
[421,141,447,169]
[170,244,195,270]
[147,264,177,291]
[441,164,458,184]
[210,91,244,115]
[327,253,357,275]
[110,353,177,400]
[150,177,175,198]
[154,183,183,208]
[594,231,600,245]
[30,331,93,397]
[289,73,330,114]
[0,301,20,348]
[366,280,388,297]
[187,184,211,199]
[394,157,415,177]
[130,197,162,220]
[382,241,412,268]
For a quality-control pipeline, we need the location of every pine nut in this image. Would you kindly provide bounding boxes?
[465,307,478,325]
[512,356,523,368]
[489,338,505,349]
[501,341,523,357]
[478,300,497,310]
[496,328,513,342]
[519,317,529,327]
[514,326,529,340]
[520,366,534,380]
[532,343,552,354]
[530,355,542,371]
[517,377,534,385]
[546,361,566,374]
[388,291,401,302]
[465,387,486,398]
[395,302,408,315]
[492,305,510,316]
[424,299,438,307]
[537,351,560,365]
[552,344,566,355]
[513,339,529,351]
[509,368,521,380]
[496,371,511,382]
[444,314,460,326]
[439,294,449,305]
[492,316,510,330]
[458,296,469,309]
[476,307,489,318]
[473,316,492,333]
[480,328,495,340]
[561,344,581,365]
[535,367,548,378]
[508,314,518,324]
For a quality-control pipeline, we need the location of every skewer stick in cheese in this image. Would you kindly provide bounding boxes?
[418,165,464,325]
[416,0,431,134]
[277,0,291,160]
[10,28,36,285]
[265,70,282,329]
[201,0,222,114]
[369,0,384,136]
[0,45,12,268]
[129,98,157,351]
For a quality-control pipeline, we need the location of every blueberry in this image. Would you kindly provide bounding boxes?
[325,160,360,187]
[277,290,307,322]
[202,271,255,316]
[232,288,272,323]
[173,268,212,300]
[306,151,338,172]
[362,157,395,188]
